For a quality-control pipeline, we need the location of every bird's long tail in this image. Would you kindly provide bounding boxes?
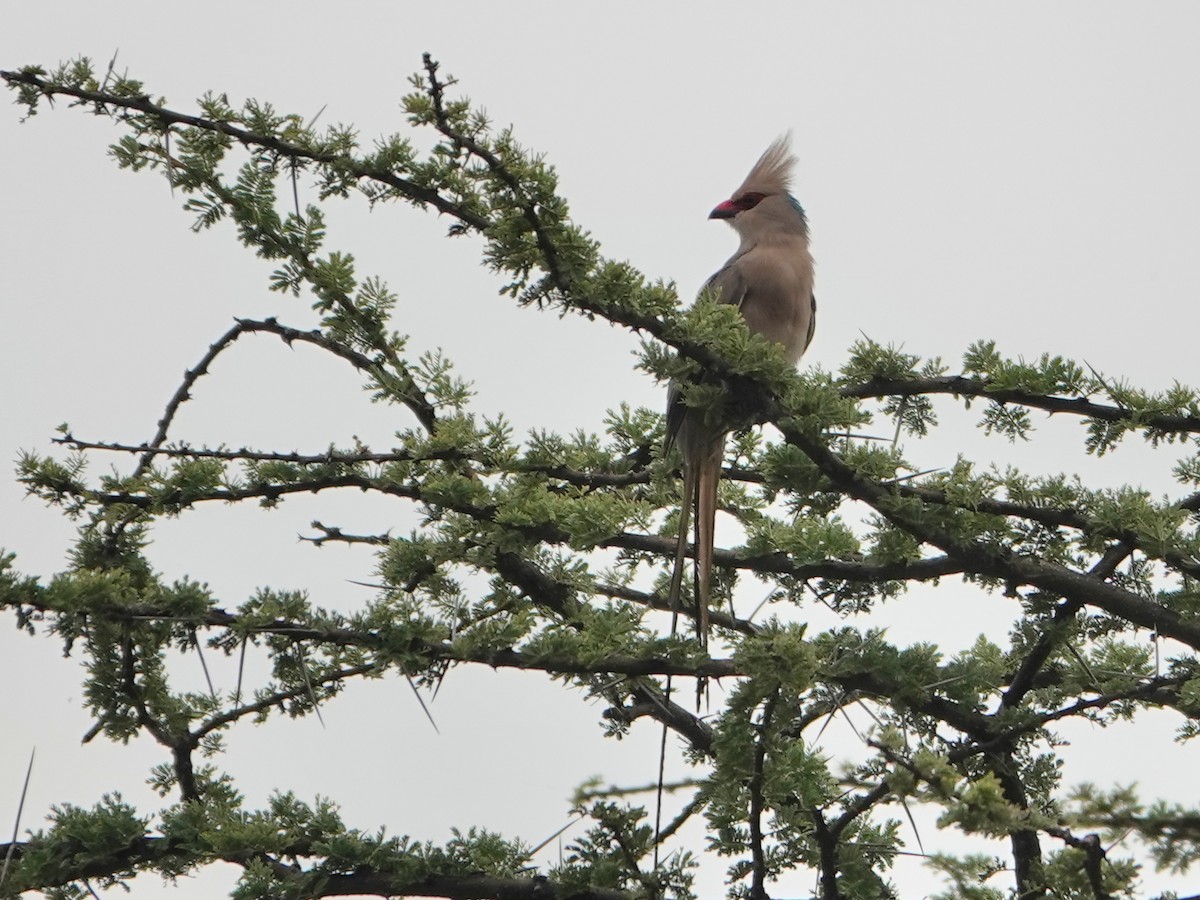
[666,465,695,635]
[657,432,723,859]
[693,442,722,653]
[657,454,696,868]
[667,435,723,650]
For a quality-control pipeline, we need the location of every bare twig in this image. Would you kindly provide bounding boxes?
[0,748,35,890]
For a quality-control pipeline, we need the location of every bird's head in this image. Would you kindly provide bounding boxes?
[710,135,807,246]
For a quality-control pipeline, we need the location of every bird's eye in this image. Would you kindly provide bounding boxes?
[737,192,765,210]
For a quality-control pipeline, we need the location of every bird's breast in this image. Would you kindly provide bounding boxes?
[733,243,815,363]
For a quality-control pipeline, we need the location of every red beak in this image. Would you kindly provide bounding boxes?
[709,199,738,220]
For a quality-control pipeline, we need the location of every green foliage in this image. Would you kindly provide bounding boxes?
[927,853,1007,900]
[5,54,1200,900]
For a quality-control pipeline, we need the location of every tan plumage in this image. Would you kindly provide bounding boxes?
[665,135,816,651]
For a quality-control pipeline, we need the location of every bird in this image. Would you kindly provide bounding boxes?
[664,135,816,651]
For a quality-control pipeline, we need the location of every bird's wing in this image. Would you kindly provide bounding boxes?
[663,263,750,452]
[664,382,686,455]
[805,293,817,353]
[703,260,751,310]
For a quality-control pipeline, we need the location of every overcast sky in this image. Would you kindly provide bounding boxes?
[3,4,1200,897]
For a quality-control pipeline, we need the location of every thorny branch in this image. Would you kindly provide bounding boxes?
[747,690,778,900]
[844,374,1200,436]
[0,67,492,232]
[4,56,1200,900]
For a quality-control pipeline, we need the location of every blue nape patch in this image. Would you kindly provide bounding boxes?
[785,193,806,217]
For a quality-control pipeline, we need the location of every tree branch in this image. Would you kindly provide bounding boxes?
[0,68,492,232]
[778,423,1200,651]
[842,375,1200,436]
[748,690,778,900]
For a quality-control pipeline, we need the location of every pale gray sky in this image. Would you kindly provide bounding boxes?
[3,3,1200,897]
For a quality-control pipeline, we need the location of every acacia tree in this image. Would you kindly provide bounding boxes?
[3,56,1200,900]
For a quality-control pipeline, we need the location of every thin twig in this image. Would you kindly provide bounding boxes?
[0,749,35,890]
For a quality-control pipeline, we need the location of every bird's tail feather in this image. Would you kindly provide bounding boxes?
[694,450,720,652]
[667,466,696,635]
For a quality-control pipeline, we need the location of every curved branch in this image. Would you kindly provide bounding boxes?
[843,374,1200,436]
[0,68,491,232]
[135,320,248,475]
[779,423,1200,651]
[0,833,630,900]
[58,469,968,591]
[238,317,439,433]
[894,481,1200,579]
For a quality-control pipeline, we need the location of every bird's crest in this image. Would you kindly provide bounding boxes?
[735,134,796,198]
